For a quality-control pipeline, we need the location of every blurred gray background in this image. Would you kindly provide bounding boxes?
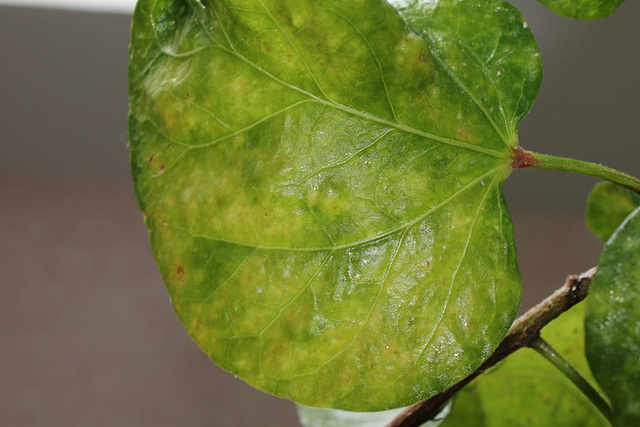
[1,1,638,425]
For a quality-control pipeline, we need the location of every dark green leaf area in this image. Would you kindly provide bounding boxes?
[586,182,640,242]
[586,207,640,426]
[127,0,541,410]
[536,0,625,19]
[442,303,609,427]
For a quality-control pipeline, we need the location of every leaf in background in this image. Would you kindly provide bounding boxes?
[296,403,447,427]
[586,207,640,426]
[128,0,540,410]
[586,182,640,242]
[535,0,625,19]
[440,386,486,426]
[441,302,609,426]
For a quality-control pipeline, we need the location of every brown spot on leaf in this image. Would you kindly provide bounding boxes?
[177,265,185,285]
[162,113,176,128]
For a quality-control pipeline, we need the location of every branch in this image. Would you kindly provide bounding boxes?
[387,267,597,427]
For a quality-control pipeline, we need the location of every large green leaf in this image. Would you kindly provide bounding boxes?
[586,182,640,242]
[128,0,540,410]
[536,0,625,19]
[586,207,640,425]
[442,303,609,427]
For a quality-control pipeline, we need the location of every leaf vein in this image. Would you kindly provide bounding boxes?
[197,248,256,303]
[416,172,500,375]
[325,7,399,122]
[295,128,395,184]
[258,250,334,342]
[421,30,509,146]
[255,0,333,101]
[203,43,506,159]
[290,228,409,379]
[166,164,506,252]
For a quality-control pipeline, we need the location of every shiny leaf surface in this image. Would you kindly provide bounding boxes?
[536,0,625,19]
[586,207,640,426]
[442,303,609,427]
[128,0,540,409]
[586,182,640,242]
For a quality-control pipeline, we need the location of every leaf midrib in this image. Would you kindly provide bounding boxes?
[207,44,507,158]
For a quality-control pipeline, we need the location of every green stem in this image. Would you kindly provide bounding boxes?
[529,335,613,424]
[527,150,640,194]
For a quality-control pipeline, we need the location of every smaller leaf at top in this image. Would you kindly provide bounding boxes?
[585,206,640,426]
[586,182,640,242]
[536,0,625,19]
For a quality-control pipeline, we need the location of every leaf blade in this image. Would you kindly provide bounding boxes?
[586,181,640,242]
[536,0,625,19]
[128,0,540,410]
[586,207,640,425]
